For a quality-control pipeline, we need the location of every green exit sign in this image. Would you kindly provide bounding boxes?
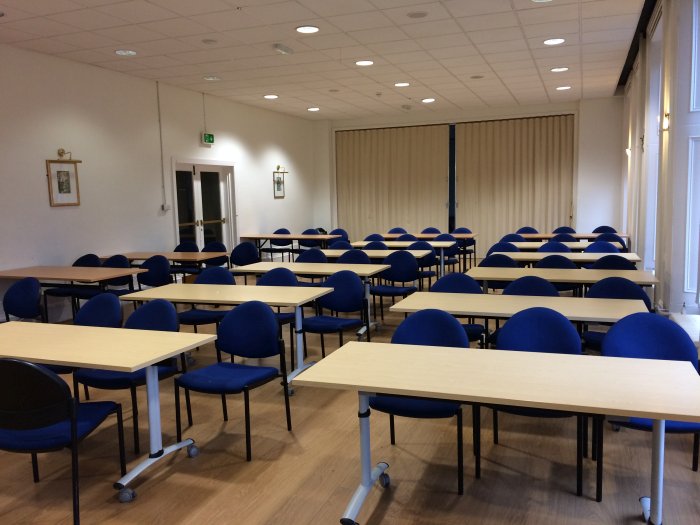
[201,132,215,145]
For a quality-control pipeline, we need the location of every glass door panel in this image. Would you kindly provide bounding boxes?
[176,170,196,243]
[200,171,224,245]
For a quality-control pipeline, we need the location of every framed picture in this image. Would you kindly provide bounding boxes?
[46,159,81,206]
[273,170,286,199]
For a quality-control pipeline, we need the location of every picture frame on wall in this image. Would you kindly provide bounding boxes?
[46,159,81,206]
[273,170,286,199]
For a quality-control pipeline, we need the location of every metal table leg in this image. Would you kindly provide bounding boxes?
[640,419,665,524]
[287,305,312,382]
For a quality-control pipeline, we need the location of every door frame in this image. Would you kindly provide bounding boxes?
[170,157,237,249]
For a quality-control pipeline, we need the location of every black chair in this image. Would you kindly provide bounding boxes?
[0,358,126,525]
[230,241,260,284]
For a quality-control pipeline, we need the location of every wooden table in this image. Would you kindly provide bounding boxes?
[114,251,229,264]
[241,233,342,256]
[381,232,476,240]
[121,283,333,382]
[467,267,658,287]
[670,313,700,351]
[0,265,145,283]
[491,251,641,265]
[510,241,624,251]
[321,249,430,261]
[294,341,700,525]
[0,321,214,500]
[518,233,630,241]
[351,240,456,276]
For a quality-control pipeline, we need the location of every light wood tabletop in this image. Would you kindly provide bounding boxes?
[351,240,456,249]
[231,261,389,278]
[510,241,624,251]
[121,283,332,307]
[115,251,228,263]
[389,291,647,323]
[241,233,341,242]
[467,267,658,286]
[0,265,145,283]
[0,321,214,372]
[518,233,630,240]
[321,249,431,259]
[491,251,641,264]
[382,232,476,240]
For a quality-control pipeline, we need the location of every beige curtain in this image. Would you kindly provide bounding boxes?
[455,115,575,255]
[336,125,449,240]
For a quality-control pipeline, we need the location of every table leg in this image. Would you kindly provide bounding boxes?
[340,392,389,525]
[114,365,194,495]
[287,305,313,382]
[357,279,378,338]
[439,248,445,277]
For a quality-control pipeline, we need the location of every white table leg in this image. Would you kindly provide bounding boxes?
[340,392,389,525]
[439,248,445,277]
[356,279,378,338]
[649,419,665,524]
[287,305,313,382]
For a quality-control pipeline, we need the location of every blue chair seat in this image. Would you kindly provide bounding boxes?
[177,362,278,394]
[42,364,74,375]
[275,312,295,324]
[419,270,436,279]
[75,363,176,390]
[487,404,571,419]
[45,285,99,298]
[0,401,117,451]
[370,395,459,419]
[463,323,485,342]
[610,417,700,433]
[303,315,363,334]
[370,284,417,296]
[171,265,201,276]
[582,330,605,350]
[179,307,230,325]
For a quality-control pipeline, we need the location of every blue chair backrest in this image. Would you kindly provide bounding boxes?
[364,233,385,241]
[434,233,459,256]
[501,233,525,243]
[421,227,441,234]
[74,293,122,327]
[138,255,171,287]
[363,241,387,250]
[486,242,519,256]
[585,277,651,311]
[516,226,538,234]
[408,241,437,265]
[73,253,101,267]
[595,233,626,250]
[125,299,179,331]
[430,273,482,294]
[299,228,321,249]
[102,254,132,287]
[392,309,469,348]
[497,307,581,354]
[381,250,419,283]
[590,254,636,270]
[174,241,199,252]
[551,233,577,242]
[479,254,518,268]
[203,241,228,266]
[593,225,617,233]
[217,301,280,359]
[503,276,559,297]
[230,241,259,266]
[388,227,407,234]
[534,254,577,269]
[271,228,292,247]
[195,266,235,285]
[553,226,576,234]
[295,248,327,263]
[584,241,619,253]
[452,226,475,247]
[3,277,41,319]
[537,241,570,253]
[329,228,349,241]
[328,240,353,249]
[318,270,364,313]
[602,312,698,371]
[257,267,299,286]
[337,250,371,265]
[397,233,418,241]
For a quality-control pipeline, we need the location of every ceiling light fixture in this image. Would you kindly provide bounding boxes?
[264,94,278,99]
[422,98,435,103]
[550,66,569,73]
[556,86,571,91]
[296,25,319,34]
[201,38,218,45]
[115,49,137,56]
[307,107,320,112]
[470,75,484,79]
[203,75,220,81]
[531,0,553,3]
[394,82,410,87]
[356,60,373,66]
[544,38,565,46]
[273,43,294,55]
[407,11,428,19]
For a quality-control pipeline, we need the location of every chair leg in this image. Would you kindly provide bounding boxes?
[288,324,295,371]
[693,433,699,471]
[71,441,80,525]
[596,415,604,502]
[221,394,228,421]
[472,404,481,479]
[339,331,344,349]
[320,334,326,358]
[492,409,499,444]
[73,375,80,401]
[389,414,396,445]
[116,405,127,476]
[130,386,140,455]
[589,417,594,460]
[31,453,40,482]
[185,387,193,426]
[244,389,252,461]
[576,415,583,496]
[379,297,384,321]
[457,408,464,495]
[175,383,183,442]
[283,379,292,432]
[83,384,90,401]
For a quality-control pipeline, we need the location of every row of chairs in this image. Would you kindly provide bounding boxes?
[499,232,628,250]
[514,225,617,234]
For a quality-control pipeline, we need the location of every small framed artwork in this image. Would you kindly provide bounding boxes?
[273,170,286,199]
[46,159,81,206]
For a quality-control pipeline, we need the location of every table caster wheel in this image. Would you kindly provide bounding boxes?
[118,487,136,503]
[379,473,390,488]
[187,444,199,458]
[288,387,295,396]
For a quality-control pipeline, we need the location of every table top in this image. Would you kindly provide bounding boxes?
[121,283,332,307]
[382,232,477,240]
[230,261,390,278]
[351,240,456,249]
[491,252,642,263]
[115,251,229,263]
[389,291,648,323]
[467,267,658,286]
[0,265,145,283]
[294,341,700,422]
[241,233,341,241]
[670,313,700,348]
[518,232,630,240]
[0,321,215,372]
[510,241,624,251]
[321,249,431,259]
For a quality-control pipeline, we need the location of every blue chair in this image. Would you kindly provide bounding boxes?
[452,227,476,270]
[474,307,586,495]
[516,226,538,234]
[295,248,328,285]
[397,233,418,241]
[337,249,371,265]
[479,253,519,291]
[328,240,353,249]
[602,313,700,472]
[421,227,441,234]
[293,228,322,255]
[538,241,571,252]
[589,254,637,270]
[261,227,293,261]
[100,254,135,297]
[43,253,101,322]
[302,270,368,357]
[534,254,579,293]
[486,242,519,257]
[0,358,126,525]
[137,255,172,289]
[174,301,292,461]
[230,241,260,284]
[388,227,407,234]
[552,233,577,242]
[3,277,43,322]
[370,251,419,321]
[364,233,385,241]
[329,227,349,242]
[363,240,387,250]
[430,273,486,346]
[553,226,576,233]
[500,233,525,243]
[178,267,235,336]
[171,241,200,278]
[435,233,460,273]
[503,276,559,297]
[409,240,438,289]
[202,241,229,267]
[595,232,627,251]
[256,267,299,368]
[369,309,470,493]
[582,277,652,351]
[75,300,180,454]
[583,241,619,254]
[592,225,617,233]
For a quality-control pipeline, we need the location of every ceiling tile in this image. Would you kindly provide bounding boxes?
[96,1,179,23]
[298,0,376,17]
[14,37,78,54]
[0,0,82,16]
[94,24,168,43]
[456,12,518,32]
[442,0,511,18]
[241,1,318,24]
[140,18,214,38]
[349,26,409,44]
[147,0,232,17]
[2,17,82,37]
[47,9,127,30]
[401,18,463,38]
[516,4,579,25]
[327,11,395,32]
[382,2,452,25]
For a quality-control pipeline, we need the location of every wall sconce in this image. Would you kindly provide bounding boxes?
[661,112,670,131]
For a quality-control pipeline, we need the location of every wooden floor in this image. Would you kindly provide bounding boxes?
[2,289,699,524]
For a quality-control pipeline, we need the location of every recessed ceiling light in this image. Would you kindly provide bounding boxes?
[115,49,136,56]
[544,38,565,46]
[273,43,294,55]
[203,75,220,81]
[355,60,373,66]
[264,94,278,99]
[556,86,572,91]
[550,66,569,73]
[407,11,428,19]
[307,107,320,112]
[296,25,319,34]
[470,75,484,80]
[201,38,218,45]
[394,82,410,87]
[421,98,435,103]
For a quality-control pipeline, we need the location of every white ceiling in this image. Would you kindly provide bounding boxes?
[0,0,644,120]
